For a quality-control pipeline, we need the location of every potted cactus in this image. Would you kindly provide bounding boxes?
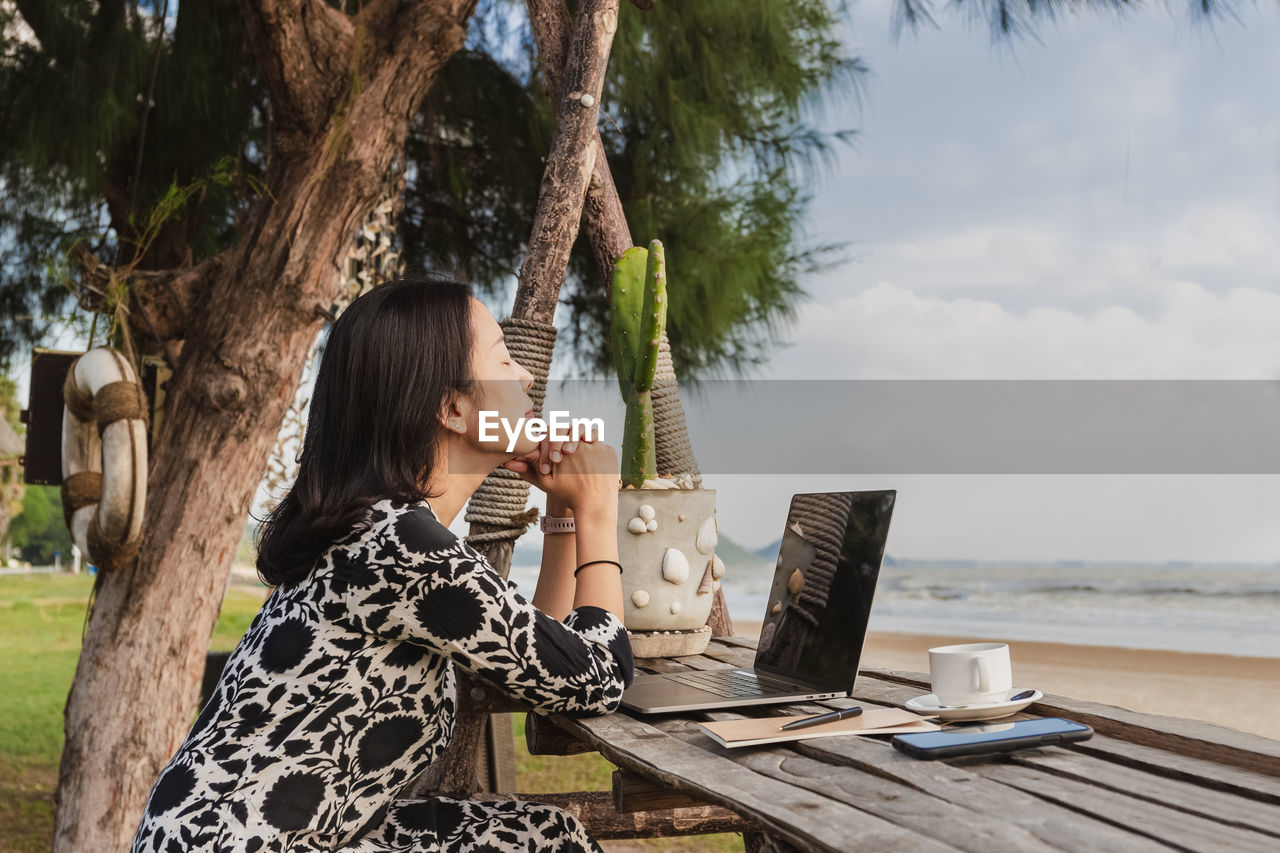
[611,240,724,656]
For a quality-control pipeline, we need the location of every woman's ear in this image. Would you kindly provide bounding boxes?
[440,387,485,435]
[438,395,467,435]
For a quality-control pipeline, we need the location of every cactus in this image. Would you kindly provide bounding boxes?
[610,239,668,488]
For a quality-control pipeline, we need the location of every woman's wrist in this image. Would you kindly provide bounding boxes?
[546,496,573,517]
[569,497,617,522]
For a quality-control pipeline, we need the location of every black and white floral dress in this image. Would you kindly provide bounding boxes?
[131,497,634,853]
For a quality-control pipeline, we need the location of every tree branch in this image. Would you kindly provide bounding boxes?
[362,0,464,55]
[512,0,621,323]
[237,0,354,149]
[70,244,222,341]
[527,0,633,288]
[525,0,715,622]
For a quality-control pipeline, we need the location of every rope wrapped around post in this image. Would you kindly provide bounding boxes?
[652,332,701,486]
[463,317,559,547]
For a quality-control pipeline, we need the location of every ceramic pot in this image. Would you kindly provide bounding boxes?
[616,488,723,632]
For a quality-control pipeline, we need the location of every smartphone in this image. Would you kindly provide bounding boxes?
[892,717,1093,760]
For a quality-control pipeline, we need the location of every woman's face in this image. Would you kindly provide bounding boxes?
[457,298,537,457]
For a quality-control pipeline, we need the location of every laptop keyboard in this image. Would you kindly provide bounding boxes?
[667,669,807,699]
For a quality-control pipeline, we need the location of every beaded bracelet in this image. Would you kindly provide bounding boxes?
[574,559,623,578]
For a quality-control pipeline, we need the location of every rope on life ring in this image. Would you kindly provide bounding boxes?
[60,347,149,570]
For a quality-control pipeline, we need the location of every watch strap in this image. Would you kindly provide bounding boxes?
[540,515,576,534]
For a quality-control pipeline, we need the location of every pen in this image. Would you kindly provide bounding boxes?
[779,706,863,731]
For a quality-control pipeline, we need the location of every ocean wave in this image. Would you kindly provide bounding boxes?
[511,561,1280,657]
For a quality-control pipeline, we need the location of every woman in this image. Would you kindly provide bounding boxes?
[131,273,633,852]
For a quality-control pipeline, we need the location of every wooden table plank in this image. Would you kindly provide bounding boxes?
[750,671,1280,841]
[1072,734,1280,805]
[708,635,759,651]
[700,642,759,669]
[982,761,1279,853]
[1009,748,1280,839]
[669,691,1171,853]
[557,710,962,852]
[785,731,1170,853]
[623,655,1170,851]
[675,712,1081,853]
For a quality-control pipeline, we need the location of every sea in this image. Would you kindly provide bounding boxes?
[507,560,1280,659]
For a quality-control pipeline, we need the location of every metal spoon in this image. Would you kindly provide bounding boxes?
[935,689,1036,709]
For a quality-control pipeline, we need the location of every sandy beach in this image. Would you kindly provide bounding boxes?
[733,623,1280,741]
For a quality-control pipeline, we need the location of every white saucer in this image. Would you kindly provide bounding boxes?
[906,689,1043,721]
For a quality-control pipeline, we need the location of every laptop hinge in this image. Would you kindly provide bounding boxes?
[752,663,850,693]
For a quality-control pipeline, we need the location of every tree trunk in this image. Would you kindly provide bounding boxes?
[52,3,479,850]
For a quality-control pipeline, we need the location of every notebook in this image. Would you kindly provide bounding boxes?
[698,707,938,748]
[620,489,897,714]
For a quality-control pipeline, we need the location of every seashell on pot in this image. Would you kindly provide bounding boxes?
[695,516,717,554]
[662,548,690,584]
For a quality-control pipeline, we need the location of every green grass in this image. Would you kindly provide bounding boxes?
[0,573,274,852]
[0,575,93,853]
[0,574,742,852]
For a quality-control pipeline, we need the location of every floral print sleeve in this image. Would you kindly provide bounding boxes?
[330,502,634,718]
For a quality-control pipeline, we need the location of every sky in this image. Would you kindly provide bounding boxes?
[766,0,1280,381]
[723,0,1280,562]
[495,0,1280,563]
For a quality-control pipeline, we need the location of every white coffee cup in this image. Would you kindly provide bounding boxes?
[928,642,1013,706]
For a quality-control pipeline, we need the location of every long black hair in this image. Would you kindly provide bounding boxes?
[256,272,477,586]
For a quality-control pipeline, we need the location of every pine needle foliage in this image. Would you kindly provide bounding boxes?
[0,0,265,367]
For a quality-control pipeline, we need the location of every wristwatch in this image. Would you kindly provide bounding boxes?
[540,515,576,534]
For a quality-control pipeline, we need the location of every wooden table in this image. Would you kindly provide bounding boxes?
[535,636,1280,852]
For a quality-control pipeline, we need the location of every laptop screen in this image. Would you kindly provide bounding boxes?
[753,490,896,689]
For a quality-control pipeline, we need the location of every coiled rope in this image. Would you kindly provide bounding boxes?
[652,332,701,486]
[463,317,558,545]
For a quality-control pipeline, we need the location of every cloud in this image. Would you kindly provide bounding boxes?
[768,278,1280,379]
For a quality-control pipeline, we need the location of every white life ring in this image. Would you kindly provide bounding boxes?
[61,347,148,569]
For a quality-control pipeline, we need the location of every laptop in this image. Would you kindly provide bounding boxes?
[621,489,896,714]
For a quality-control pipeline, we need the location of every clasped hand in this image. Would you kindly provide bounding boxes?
[501,429,617,514]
